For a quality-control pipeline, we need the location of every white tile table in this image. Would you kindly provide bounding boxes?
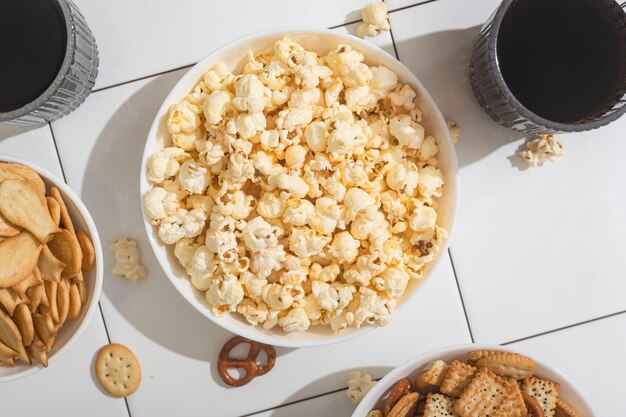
[2,0,625,416]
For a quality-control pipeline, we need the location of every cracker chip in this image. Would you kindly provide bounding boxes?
[47,229,82,279]
[57,279,70,326]
[476,352,537,380]
[0,308,29,364]
[0,339,18,363]
[424,393,457,417]
[0,179,59,243]
[0,288,21,316]
[50,187,74,234]
[388,392,420,417]
[0,212,20,238]
[453,368,525,417]
[47,196,61,227]
[522,376,560,417]
[11,268,42,298]
[0,231,42,288]
[440,360,477,398]
[384,378,414,416]
[416,360,450,394]
[27,284,44,312]
[14,303,34,347]
[67,282,82,320]
[554,399,579,417]
[76,230,95,272]
[27,333,48,368]
[0,163,46,194]
[32,312,57,351]
[95,343,142,397]
[43,281,59,323]
[38,245,66,282]
[78,280,88,304]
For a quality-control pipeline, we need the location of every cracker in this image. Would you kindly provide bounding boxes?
[0,288,21,316]
[47,196,61,227]
[0,339,18,363]
[95,344,142,397]
[467,350,499,363]
[0,231,42,288]
[0,212,20,238]
[384,378,414,416]
[14,303,34,347]
[476,352,536,380]
[43,281,59,323]
[78,280,88,304]
[453,368,525,417]
[416,360,450,394]
[388,392,420,417]
[76,230,95,272]
[38,245,65,282]
[11,268,42,298]
[522,376,560,417]
[0,179,59,243]
[0,163,46,194]
[0,308,29,364]
[74,269,84,283]
[554,399,579,417]
[50,187,74,234]
[440,360,477,398]
[27,284,44,312]
[67,282,82,320]
[56,279,70,326]
[424,393,457,417]
[47,229,82,279]
[366,411,383,417]
[32,312,57,351]
[27,333,48,368]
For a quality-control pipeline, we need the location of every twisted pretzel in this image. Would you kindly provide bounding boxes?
[217,336,276,387]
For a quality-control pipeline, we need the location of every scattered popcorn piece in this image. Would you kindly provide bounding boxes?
[347,371,377,405]
[447,119,461,143]
[519,134,564,167]
[109,237,147,281]
[356,2,391,38]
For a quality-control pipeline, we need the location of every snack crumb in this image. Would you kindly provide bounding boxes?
[447,119,461,143]
[356,2,390,38]
[109,237,146,281]
[347,371,377,405]
[518,134,564,167]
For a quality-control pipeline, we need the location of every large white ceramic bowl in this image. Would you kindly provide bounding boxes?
[353,343,596,416]
[140,28,459,348]
[0,155,103,382]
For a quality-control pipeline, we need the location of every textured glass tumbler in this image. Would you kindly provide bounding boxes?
[0,0,98,126]
[470,0,626,134]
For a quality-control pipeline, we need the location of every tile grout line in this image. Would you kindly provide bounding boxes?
[47,123,133,417]
[89,0,441,95]
[447,248,475,342]
[502,308,626,346]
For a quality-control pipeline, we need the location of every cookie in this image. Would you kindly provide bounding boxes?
[522,376,559,417]
[424,393,457,417]
[440,360,477,398]
[388,392,419,417]
[416,360,450,394]
[554,399,579,417]
[476,352,536,380]
[95,343,142,397]
[453,368,525,417]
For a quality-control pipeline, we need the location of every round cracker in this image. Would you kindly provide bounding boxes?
[95,344,141,397]
[76,230,95,272]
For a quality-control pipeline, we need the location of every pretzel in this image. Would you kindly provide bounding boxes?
[217,336,276,387]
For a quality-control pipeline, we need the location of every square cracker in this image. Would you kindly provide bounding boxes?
[440,360,477,397]
[416,360,450,393]
[453,368,525,417]
[522,376,560,417]
[424,393,458,417]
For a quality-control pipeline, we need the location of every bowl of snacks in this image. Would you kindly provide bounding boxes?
[0,156,103,382]
[140,28,458,347]
[353,344,595,417]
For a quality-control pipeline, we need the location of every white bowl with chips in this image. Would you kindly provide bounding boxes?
[353,343,596,417]
[0,155,103,383]
[140,28,459,348]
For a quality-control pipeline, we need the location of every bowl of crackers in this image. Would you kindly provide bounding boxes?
[353,344,595,417]
[0,156,103,382]
[140,28,458,347]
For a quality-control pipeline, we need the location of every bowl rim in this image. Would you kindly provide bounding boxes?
[352,342,597,417]
[140,27,459,348]
[0,155,104,383]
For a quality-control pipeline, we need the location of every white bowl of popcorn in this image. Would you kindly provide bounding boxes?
[140,28,458,347]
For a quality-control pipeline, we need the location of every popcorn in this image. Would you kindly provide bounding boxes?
[146,38,447,334]
[347,371,377,405]
[356,2,391,39]
[519,134,564,167]
[109,237,147,282]
[447,119,461,143]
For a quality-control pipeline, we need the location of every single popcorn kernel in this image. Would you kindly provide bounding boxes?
[356,2,391,38]
[145,38,447,334]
